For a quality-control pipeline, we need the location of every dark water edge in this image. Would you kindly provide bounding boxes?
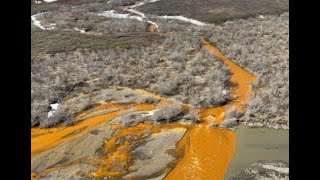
[224,126,289,179]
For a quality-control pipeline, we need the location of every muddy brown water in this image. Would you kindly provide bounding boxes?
[224,126,289,179]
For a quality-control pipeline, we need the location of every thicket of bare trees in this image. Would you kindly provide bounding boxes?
[202,13,289,127]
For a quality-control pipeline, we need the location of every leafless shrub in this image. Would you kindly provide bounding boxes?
[137,96,160,104]
[225,107,243,120]
[152,102,184,123]
[219,107,242,129]
[118,109,147,126]
[182,109,200,123]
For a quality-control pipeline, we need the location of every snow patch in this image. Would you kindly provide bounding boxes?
[261,164,289,174]
[43,0,57,2]
[131,0,160,8]
[48,103,59,118]
[98,10,159,28]
[115,0,161,29]
[126,9,146,18]
[158,15,206,26]
[222,89,227,95]
[141,109,159,116]
[98,10,144,21]
[145,20,159,29]
[75,27,85,33]
[31,13,55,30]
[225,21,234,24]
[259,15,265,19]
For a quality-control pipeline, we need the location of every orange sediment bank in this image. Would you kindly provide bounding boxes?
[165,39,256,180]
[31,103,155,158]
[32,159,85,180]
[200,106,227,125]
[31,172,38,180]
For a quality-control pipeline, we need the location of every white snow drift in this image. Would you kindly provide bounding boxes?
[31,13,55,30]
[126,9,146,18]
[98,10,144,21]
[74,27,85,33]
[141,109,159,116]
[43,0,57,2]
[131,0,160,8]
[98,10,158,28]
[158,15,206,26]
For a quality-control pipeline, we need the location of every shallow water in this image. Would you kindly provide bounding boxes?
[224,126,289,179]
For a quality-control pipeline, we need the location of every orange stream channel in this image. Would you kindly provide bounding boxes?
[31,38,256,180]
[164,38,256,180]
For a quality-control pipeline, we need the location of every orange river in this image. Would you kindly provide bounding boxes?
[164,38,256,179]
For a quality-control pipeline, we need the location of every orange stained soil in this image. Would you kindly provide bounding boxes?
[148,24,156,32]
[91,122,162,177]
[31,111,120,158]
[31,103,155,158]
[165,39,256,180]
[94,103,126,111]
[200,106,227,125]
[31,172,38,180]
[32,159,85,180]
